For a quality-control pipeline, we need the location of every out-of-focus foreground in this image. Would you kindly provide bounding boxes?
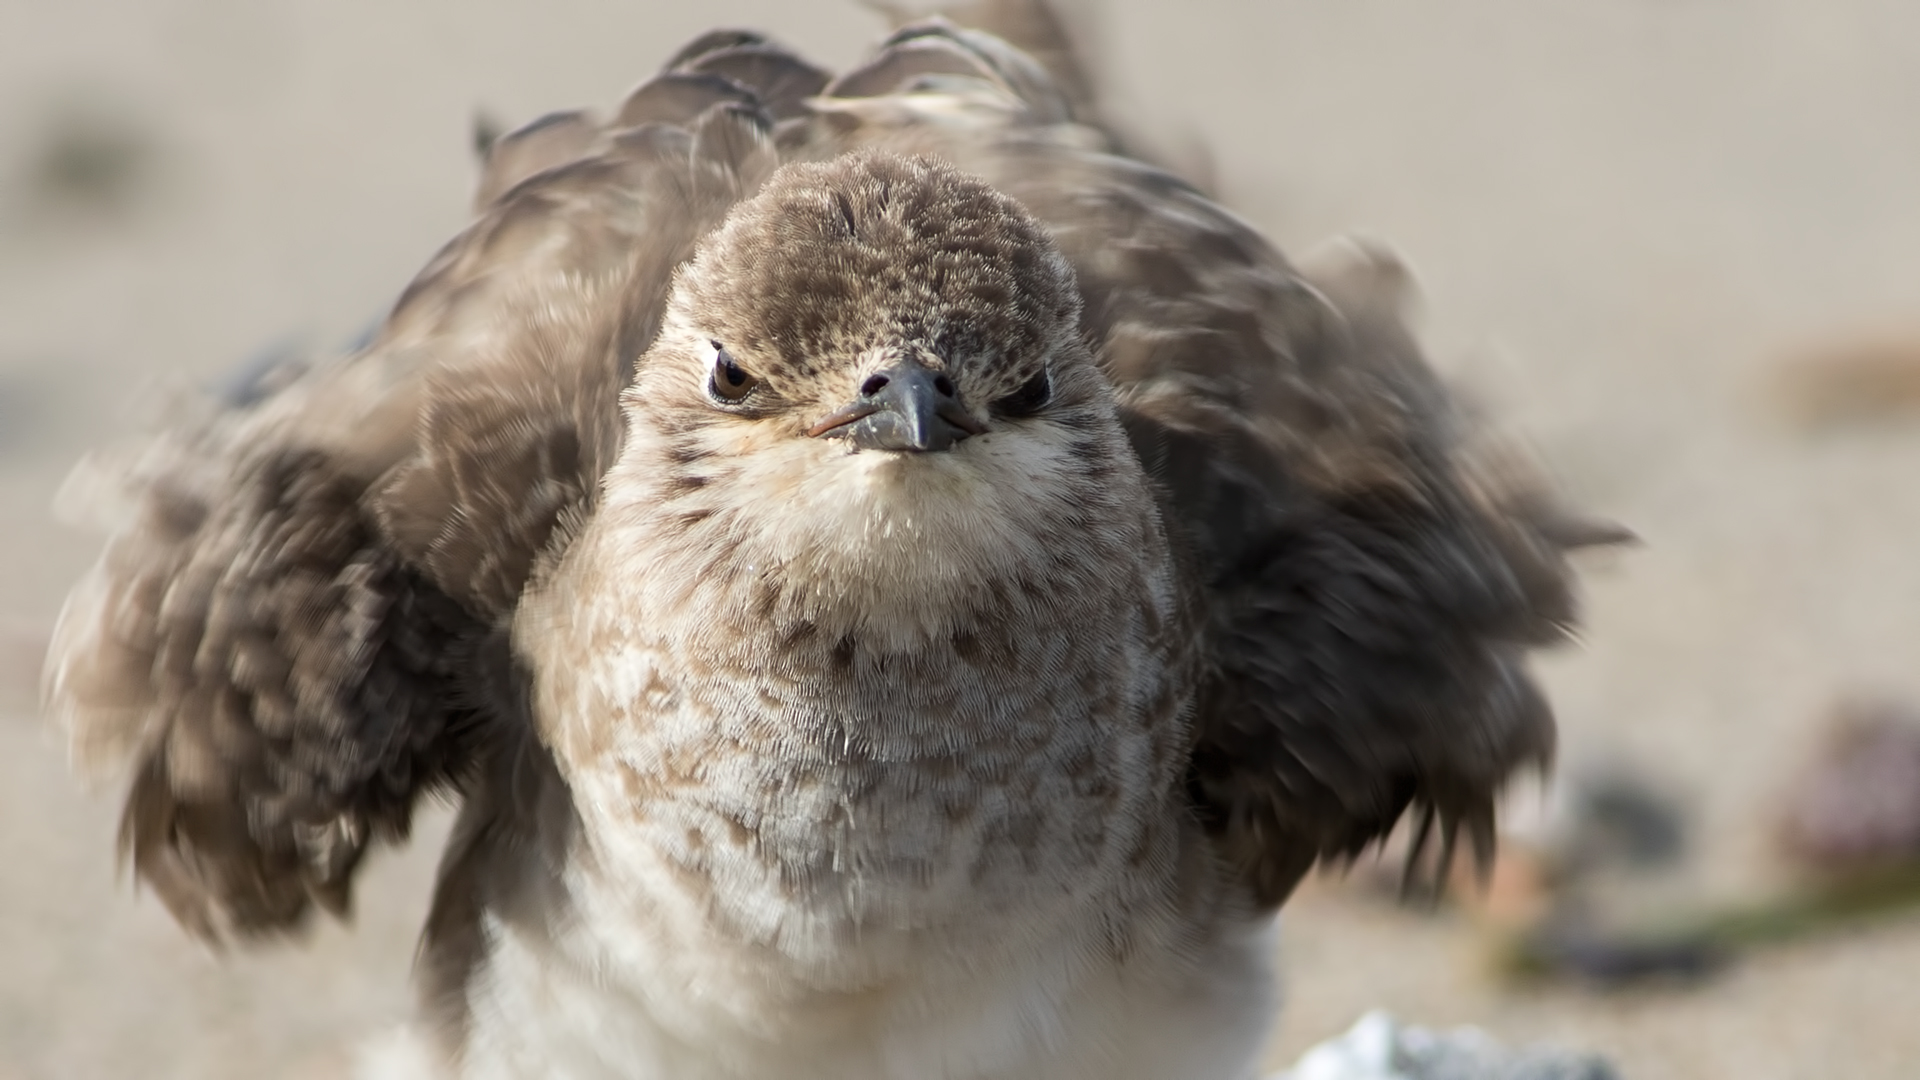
[3,2,1918,1077]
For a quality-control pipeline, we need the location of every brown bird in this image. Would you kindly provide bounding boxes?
[44,7,1591,1078]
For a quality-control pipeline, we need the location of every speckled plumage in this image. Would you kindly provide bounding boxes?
[45,6,1596,1079]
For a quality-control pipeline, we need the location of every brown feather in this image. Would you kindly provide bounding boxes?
[473,109,600,210]
[809,23,1585,906]
[47,0,1592,958]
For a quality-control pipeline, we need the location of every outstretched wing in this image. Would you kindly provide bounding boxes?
[49,438,480,938]
[806,12,1605,907]
[48,3,1598,943]
[44,56,784,940]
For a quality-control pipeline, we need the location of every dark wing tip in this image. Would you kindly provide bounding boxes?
[869,0,1095,118]
[474,109,600,210]
[617,71,760,129]
[674,43,830,122]
[823,34,1003,101]
[662,28,774,71]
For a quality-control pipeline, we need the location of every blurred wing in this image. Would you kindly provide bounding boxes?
[49,437,479,938]
[44,55,784,940]
[803,12,1598,906]
[46,1,1595,943]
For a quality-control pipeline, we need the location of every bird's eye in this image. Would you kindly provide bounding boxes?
[708,342,758,403]
[994,367,1053,417]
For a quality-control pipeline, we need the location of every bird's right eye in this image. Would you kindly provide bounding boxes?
[708,342,758,403]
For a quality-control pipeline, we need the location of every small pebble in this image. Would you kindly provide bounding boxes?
[1274,1011,1619,1080]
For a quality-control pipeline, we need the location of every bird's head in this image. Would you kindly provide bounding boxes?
[631,150,1091,458]
[606,151,1162,642]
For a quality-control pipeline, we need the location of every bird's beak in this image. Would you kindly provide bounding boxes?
[807,363,986,452]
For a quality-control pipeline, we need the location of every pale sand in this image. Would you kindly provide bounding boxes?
[3,2,1918,1077]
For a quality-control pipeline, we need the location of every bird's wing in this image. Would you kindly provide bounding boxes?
[805,14,1606,907]
[48,5,1594,942]
[44,54,785,939]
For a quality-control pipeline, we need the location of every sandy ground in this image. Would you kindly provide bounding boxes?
[4,1,1920,1077]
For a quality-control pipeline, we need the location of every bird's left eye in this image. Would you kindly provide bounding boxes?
[993,366,1053,417]
[708,342,758,403]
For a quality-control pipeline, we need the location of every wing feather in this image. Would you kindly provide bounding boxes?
[46,53,787,938]
[812,13,1595,907]
[49,4,1594,944]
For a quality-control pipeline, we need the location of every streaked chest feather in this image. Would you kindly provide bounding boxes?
[469,421,1227,1077]
[548,591,1183,985]
[447,560,1248,1080]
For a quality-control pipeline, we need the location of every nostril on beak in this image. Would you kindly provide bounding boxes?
[814,362,984,451]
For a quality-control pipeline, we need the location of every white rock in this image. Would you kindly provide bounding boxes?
[1272,1011,1618,1080]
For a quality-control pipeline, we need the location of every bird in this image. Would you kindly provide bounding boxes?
[43,5,1599,1078]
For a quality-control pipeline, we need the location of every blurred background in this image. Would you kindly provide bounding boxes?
[4,1,1920,1077]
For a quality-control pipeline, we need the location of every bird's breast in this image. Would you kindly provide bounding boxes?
[552,631,1174,983]
[510,473,1200,1014]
